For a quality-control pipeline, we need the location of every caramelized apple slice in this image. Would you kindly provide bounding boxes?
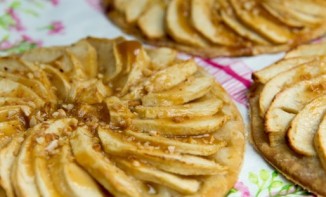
[86,37,125,82]
[0,97,35,108]
[135,98,222,119]
[142,77,213,106]
[0,134,23,197]
[70,127,141,197]
[132,115,229,135]
[67,39,98,78]
[285,42,326,59]
[98,127,227,175]
[125,130,226,156]
[21,46,64,64]
[190,0,239,45]
[125,0,149,23]
[314,115,326,171]
[144,59,197,92]
[0,72,56,103]
[146,48,177,70]
[0,58,33,73]
[166,0,207,47]
[288,95,326,156]
[116,159,200,194]
[259,59,326,116]
[253,56,318,83]
[11,128,41,196]
[138,3,166,39]
[33,118,77,197]
[49,142,103,197]
[265,75,326,145]
[230,0,292,44]
[42,65,71,100]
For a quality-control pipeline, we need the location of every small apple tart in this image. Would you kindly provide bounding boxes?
[250,42,326,196]
[0,37,245,197]
[104,0,326,57]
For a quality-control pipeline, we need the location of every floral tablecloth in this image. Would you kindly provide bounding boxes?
[0,0,314,196]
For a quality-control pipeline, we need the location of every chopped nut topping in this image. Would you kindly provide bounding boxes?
[132,160,140,167]
[167,145,175,153]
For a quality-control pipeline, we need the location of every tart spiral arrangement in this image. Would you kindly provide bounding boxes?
[104,0,326,57]
[250,42,326,196]
[0,37,245,197]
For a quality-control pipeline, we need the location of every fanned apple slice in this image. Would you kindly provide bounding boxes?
[0,134,23,197]
[285,42,326,59]
[0,79,45,108]
[0,120,25,138]
[142,77,213,106]
[144,59,197,93]
[86,37,125,82]
[220,9,269,45]
[11,127,41,197]
[112,0,129,12]
[125,130,226,156]
[265,75,326,145]
[49,142,103,197]
[135,98,222,119]
[146,48,177,70]
[0,97,35,108]
[98,127,227,175]
[33,118,77,197]
[67,40,98,78]
[288,95,326,156]
[42,65,71,100]
[230,0,292,44]
[70,127,141,197]
[166,0,207,47]
[253,56,318,83]
[283,0,326,18]
[190,0,240,45]
[132,115,229,135]
[259,59,326,116]
[125,0,149,23]
[0,72,56,103]
[0,58,33,74]
[138,3,166,39]
[21,46,64,64]
[314,115,326,171]
[116,159,200,194]
[0,105,32,122]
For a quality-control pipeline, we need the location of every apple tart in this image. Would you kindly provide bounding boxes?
[250,42,326,196]
[103,0,326,57]
[0,37,245,197]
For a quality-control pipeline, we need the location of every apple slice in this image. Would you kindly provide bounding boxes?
[0,97,35,108]
[0,72,56,103]
[314,115,326,171]
[67,39,98,78]
[49,142,103,197]
[142,77,213,106]
[253,56,318,84]
[135,98,222,119]
[42,65,71,100]
[132,115,229,136]
[0,79,45,107]
[190,0,240,45]
[259,58,326,116]
[21,46,64,64]
[166,0,207,47]
[138,3,166,39]
[285,42,326,59]
[0,134,23,197]
[116,159,200,194]
[98,127,227,176]
[230,0,292,44]
[125,130,226,156]
[265,75,326,146]
[288,95,326,156]
[146,47,177,70]
[70,127,141,197]
[11,128,41,197]
[0,58,33,74]
[144,59,197,93]
[86,37,125,82]
[125,0,149,23]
